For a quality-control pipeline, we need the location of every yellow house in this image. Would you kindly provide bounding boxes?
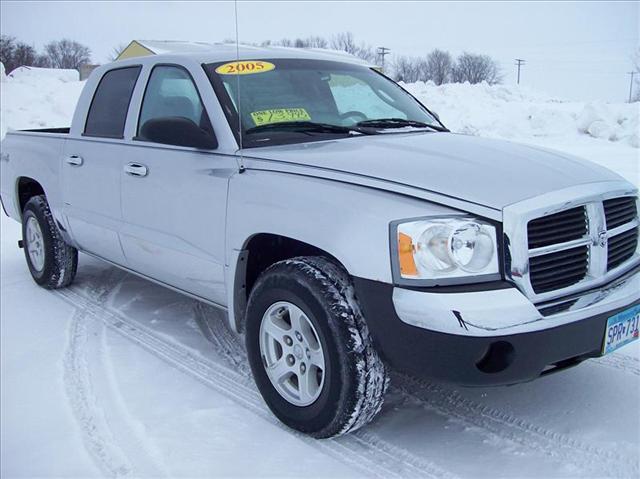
[116,40,215,60]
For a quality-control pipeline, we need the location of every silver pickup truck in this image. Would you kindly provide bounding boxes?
[1,46,639,438]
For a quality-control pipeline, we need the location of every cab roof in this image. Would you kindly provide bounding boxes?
[112,43,375,68]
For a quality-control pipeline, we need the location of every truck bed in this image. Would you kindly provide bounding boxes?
[20,127,70,134]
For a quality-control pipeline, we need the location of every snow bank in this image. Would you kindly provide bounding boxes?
[7,66,79,83]
[403,81,639,148]
[1,68,637,150]
[1,67,85,139]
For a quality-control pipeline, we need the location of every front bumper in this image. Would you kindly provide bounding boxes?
[354,266,640,386]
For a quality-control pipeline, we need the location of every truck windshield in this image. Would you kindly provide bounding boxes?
[205,58,444,148]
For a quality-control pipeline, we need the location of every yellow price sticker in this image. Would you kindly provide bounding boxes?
[251,108,312,126]
[215,61,275,75]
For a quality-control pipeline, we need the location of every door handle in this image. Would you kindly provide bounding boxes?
[66,155,83,166]
[124,163,148,177]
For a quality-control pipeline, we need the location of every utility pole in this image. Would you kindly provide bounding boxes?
[628,71,636,103]
[515,59,526,85]
[377,47,391,73]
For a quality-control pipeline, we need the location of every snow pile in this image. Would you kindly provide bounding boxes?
[7,66,79,83]
[1,68,638,150]
[575,102,639,148]
[0,67,84,139]
[403,81,639,148]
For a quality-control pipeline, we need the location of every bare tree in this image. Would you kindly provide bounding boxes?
[451,52,502,84]
[269,32,373,62]
[0,35,17,72]
[288,36,329,48]
[42,39,91,70]
[108,43,128,61]
[424,49,453,85]
[330,32,357,55]
[329,32,376,63]
[306,36,328,49]
[0,35,40,72]
[393,55,421,83]
[13,43,37,67]
[355,44,377,63]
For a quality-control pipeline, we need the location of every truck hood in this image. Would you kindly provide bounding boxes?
[243,132,623,211]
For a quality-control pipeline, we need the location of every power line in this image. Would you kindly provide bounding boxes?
[377,46,391,73]
[628,71,637,103]
[515,58,526,85]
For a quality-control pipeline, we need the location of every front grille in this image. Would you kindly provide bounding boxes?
[604,197,637,229]
[608,227,638,271]
[506,192,639,300]
[529,245,589,294]
[527,206,587,249]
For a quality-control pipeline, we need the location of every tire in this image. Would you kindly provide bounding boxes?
[245,256,389,438]
[22,195,78,289]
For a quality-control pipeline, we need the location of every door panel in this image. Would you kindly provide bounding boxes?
[62,66,141,264]
[119,64,232,304]
[62,141,126,264]
[120,147,234,303]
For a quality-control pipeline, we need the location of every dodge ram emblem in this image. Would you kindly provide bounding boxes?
[598,230,608,248]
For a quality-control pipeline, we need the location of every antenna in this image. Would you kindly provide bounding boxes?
[515,59,526,85]
[234,0,245,172]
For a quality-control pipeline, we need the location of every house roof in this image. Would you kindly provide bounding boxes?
[135,40,217,55]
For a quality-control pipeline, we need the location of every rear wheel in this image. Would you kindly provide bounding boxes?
[22,195,78,289]
[245,256,388,438]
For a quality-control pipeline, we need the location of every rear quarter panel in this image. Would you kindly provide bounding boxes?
[0,132,67,223]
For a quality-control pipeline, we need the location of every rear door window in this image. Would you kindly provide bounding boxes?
[84,66,141,138]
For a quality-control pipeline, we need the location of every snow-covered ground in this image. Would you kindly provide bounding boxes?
[1,68,639,478]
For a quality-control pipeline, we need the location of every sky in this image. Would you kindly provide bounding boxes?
[1,1,638,102]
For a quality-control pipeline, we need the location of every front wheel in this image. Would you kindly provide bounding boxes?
[245,256,389,438]
[22,195,78,289]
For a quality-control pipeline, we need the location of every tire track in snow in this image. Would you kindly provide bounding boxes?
[96,311,171,477]
[194,303,461,479]
[57,286,457,479]
[62,270,133,478]
[63,270,169,478]
[195,302,638,479]
[391,373,638,478]
[592,353,640,377]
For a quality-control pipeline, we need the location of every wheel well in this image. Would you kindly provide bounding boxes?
[233,233,342,331]
[17,177,45,214]
[244,234,339,297]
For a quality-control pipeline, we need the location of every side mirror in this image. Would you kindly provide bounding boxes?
[431,111,440,121]
[138,116,217,149]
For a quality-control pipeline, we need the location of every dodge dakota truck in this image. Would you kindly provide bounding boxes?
[1,46,639,438]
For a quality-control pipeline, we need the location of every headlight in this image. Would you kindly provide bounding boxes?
[392,216,500,285]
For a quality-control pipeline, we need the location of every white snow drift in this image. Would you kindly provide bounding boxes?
[403,81,639,148]
[1,64,638,149]
[0,65,84,139]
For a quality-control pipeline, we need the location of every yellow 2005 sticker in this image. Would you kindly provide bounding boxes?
[215,61,275,75]
[251,108,311,126]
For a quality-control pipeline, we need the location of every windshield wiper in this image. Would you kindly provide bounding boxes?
[245,121,376,136]
[356,118,448,132]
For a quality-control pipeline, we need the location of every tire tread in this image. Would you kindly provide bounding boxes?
[23,195,77,289]
[249,256,389,438]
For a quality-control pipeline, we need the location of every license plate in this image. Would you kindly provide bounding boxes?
[603,305,640,355]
